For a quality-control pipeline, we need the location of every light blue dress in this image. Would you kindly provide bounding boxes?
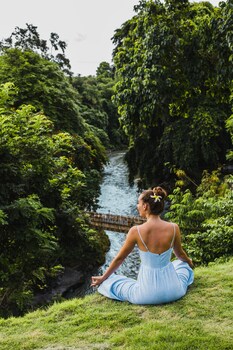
[98,225,194,304]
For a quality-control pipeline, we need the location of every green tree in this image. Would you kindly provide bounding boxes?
[0,84,109,316]
[112,0,232,184]
[72,65,126,148]
[96,61,114,78]
[0,47,107,175]
[0,23,71,74]
[0,48,84,133]
[222,0,233,163]
[0,39,108,211]
[165,170,233,265]
[226,113,233,161]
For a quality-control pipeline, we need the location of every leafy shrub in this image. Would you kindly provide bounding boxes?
[165,171,233,265]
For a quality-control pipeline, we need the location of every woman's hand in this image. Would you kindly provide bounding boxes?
[91,275,104,287]
[91,228,137,288]
[188,258,195,269]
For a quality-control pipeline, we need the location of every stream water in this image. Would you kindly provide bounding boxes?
[71,150,141,297]
[97,150,141,278]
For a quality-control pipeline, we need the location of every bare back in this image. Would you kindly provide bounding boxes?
[136,219,176,254]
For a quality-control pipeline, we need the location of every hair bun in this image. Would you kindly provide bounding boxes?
[152,186,167,199]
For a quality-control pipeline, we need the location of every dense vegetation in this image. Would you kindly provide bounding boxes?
[72,62,126,148]
[0,26,120,316]
[165,170,233,265]
[0,25,122,144]
[112,0,233,185]
[0,82,110,317]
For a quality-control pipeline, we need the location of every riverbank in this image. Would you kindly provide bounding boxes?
[1,259,232,350]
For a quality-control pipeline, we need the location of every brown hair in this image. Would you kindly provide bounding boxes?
[141,186,167,215]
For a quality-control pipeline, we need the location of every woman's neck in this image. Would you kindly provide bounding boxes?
[146,214,160,222]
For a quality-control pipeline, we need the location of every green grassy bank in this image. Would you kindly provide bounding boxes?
[0,259,232,350]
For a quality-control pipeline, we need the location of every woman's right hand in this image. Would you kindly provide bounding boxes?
[91,275,104,287]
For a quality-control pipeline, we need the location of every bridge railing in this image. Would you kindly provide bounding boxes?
[87,211,146,233]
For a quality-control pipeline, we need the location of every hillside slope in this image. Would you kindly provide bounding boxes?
[0,259,232,350]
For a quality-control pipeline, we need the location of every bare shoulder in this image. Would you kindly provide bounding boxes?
[162,221,181,237]
[172,222,180,233]
[170,222,182,243]
[124,225,138,245]
[127,225,138,237]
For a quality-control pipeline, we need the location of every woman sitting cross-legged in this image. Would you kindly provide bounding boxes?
[91,186,194,305]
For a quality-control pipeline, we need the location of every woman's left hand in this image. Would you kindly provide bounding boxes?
[91,275,104,287]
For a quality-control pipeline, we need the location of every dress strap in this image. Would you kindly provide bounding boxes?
[136,226,149,251]
[170,224,176,247]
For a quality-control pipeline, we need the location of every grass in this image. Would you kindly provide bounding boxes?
[0,259,232,350]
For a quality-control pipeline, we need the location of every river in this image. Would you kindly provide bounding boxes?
[70,150,141,297]
[97,150,141,278]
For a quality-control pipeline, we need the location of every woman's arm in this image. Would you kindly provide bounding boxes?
[91,227,137,287]
[173,224,194,269]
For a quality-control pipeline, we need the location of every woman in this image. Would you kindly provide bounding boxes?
[91,187,194,304]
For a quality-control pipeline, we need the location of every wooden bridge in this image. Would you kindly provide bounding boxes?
[88,212,146,233]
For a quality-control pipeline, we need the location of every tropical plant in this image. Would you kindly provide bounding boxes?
[0,83,109,316]
[0,48,84,133]
[0,23,71,74]
[72,63,126,148]
[112,0,232,184]
[165,170,233,265]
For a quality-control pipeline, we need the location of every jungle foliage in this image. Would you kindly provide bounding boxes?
[112,0,233,184]
[0,83,109,317]
[165,171,233,265]
[0,23,72,74]
[72,62,126,148]
[0,24,123,147]
[0,27,116,316]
